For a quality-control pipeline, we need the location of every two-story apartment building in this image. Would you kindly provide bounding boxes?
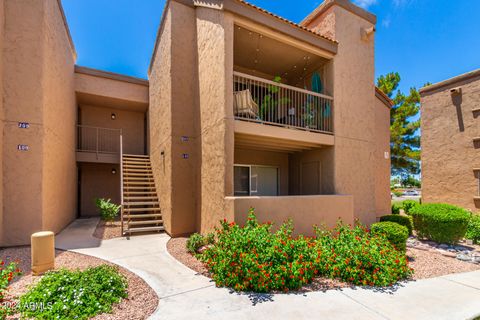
[0,0,392,246]
[420,69,480,213]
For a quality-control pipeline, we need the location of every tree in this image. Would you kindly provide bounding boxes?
[377,72,421,177]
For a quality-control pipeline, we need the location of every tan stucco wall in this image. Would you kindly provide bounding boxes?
[149,1,200,236]
[149,3,174,235]
[75,71,148,111]
[232,195,354,236]
[196,6,235,233]
[374,98,391,218]
[234,148,289,195]
[79,163,120,217]
[1,0,76,246]
[79,105,145,155]
[421,75,480,212]
[304,5,379,225]
[0,0,4,245]
[41,0,77,234]
[289,147,335,195]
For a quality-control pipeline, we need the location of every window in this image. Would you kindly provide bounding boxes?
[234,165,279,196]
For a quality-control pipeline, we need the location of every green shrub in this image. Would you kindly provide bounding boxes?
[380,215,413,235]
[317,222,412,286]
[410,203,471,244]
[19,265,127,320]
[402,200,419,215]
[371,222,409,252]
[95,198,121,222]
[392,191,403,197]
[187,233,206,254]
[200,210,412,292]
[391,203,402,215]
[200,210,319,292]
[186,233,216,254]
[466,214,480,244]
[1,260,21,318]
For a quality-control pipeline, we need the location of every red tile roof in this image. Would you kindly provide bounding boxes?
[235,0,337,44]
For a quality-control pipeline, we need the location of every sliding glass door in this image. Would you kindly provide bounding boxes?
[234,165,279,196]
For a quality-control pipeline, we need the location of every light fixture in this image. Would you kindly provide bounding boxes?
[111,113,116,120]
[111,168,117,175]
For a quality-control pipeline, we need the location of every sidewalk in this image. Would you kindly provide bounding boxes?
[56,219,480,320]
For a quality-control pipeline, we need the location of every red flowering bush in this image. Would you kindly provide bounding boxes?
[1,260,22,318]
[316,222,412,287]
[200,209,321,292]
[199,210,413,293]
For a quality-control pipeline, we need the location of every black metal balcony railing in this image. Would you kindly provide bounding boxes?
[233,71,334,134]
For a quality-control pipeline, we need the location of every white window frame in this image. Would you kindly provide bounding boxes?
[234,164,279,196]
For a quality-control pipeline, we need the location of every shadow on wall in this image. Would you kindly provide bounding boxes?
[451,92,464,132]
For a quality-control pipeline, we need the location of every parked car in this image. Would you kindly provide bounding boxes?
[403,190,420,196]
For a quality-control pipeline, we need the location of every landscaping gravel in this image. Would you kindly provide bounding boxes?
[1,246,158,320]
[407,247,480,280]
[93,219,122,240]
[168,237,480,290]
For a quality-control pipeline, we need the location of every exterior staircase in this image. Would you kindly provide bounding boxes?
[121,154,164,236]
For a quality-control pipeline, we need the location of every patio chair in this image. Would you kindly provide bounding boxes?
[233,89,259,119]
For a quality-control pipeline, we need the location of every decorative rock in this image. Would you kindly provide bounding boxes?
[439,250,457,258]
[197,245,212,254]
[438,244,449,250]
[466,239,474,245]
[457,253,472,262]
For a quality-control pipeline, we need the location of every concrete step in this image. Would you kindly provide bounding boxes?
[124,201,160,206]
[124,226,165,233]
[124,207,160,213]
[127,219,163,226]
[124,196,158,201]
[123,170,153,177]
[124,213,163,219]
[123,154,150,158]
[123,181,155,185]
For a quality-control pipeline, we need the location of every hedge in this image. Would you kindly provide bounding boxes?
[391,203,402,215]
[466,214,480,244]
[380,215,413,235]
[402,200,419,215]
[371,222,409,252]
[410,203,470,244]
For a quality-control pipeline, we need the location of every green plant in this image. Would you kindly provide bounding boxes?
[402,200,419,215]
[1,260,21,319]
[95,198,121,222]
[380,214,413,235]
[200,210,320,292]
[391,202,402,214]
[316,222,412,286]
[187,233,206,254]
[466,214,480,244]
[200,210,412,292]
[410,203,471,244]
[18,265,127,320]
[259,76,290,120]
[371,222,409,252]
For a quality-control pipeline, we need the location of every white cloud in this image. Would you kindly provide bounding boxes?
[353,0,377,8]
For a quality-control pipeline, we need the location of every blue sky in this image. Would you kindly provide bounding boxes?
[62,0,480,94]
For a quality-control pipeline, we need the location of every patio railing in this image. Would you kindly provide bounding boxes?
[76,125,122,155]
[233,71,334,134]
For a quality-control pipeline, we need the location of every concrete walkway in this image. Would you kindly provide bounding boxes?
[56,219,480,320]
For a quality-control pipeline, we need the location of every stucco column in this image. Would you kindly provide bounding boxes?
[194,1,235,232]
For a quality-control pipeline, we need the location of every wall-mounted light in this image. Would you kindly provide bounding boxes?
[450,87,462,95]
[111,168,117,175]
[111,113,116,120]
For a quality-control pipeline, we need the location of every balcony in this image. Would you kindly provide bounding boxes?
[76,125,122,163]
[233,71,333,134]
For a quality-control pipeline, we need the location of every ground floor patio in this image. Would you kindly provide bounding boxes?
[54,219,480,320]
